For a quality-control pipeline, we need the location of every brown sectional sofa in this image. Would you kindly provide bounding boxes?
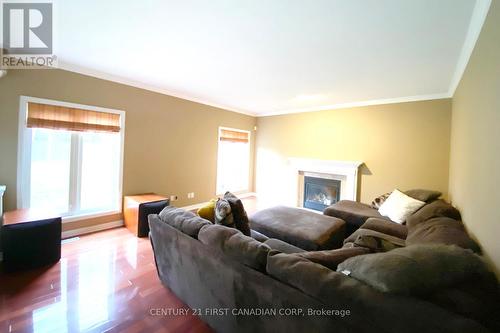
[149,204,499,333]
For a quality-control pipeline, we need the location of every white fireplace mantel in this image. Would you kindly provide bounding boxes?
[288,158,363,202]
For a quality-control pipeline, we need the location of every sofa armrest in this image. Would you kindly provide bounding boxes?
[323,200,387,236]
[250,229,269,242]
[362,217,408,239]
[264,238,306,254]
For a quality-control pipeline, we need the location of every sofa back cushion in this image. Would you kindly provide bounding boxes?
[198,224,271,272]
[406,217,481,252]
[337,244,492,296]
[158,206,211,238]
[404,189,442,203]
[406,199,461,229]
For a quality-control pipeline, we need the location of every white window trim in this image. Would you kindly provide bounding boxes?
[215,126,251,196]
[17,96,126,223]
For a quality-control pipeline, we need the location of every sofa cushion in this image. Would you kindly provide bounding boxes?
[323,200,387,236]
[353,235,405,253]
[337,244,492,296]
[266,251,356,301]
[406,217,481,253]
[405,189,442,203]
[344,228,406,252]
[264,238,306,254]
[158,206,211,238]
[250,206,345,250]
[427,281,500,332]
[224,192,251,236]
[265,251,488,332]
[378,190,426,224]
[361,218,408,239]
[406,199,461,229]
[198,224,271,271]
[296,247,370,270]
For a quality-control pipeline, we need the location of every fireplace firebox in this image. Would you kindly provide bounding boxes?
[303,176,341,211]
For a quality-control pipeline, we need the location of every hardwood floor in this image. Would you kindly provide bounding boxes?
[0,227,213,333]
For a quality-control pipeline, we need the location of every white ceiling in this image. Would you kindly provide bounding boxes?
[55,0,490,116]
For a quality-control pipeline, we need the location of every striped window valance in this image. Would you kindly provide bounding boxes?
[220,129,249,143]
[27,102,121,133]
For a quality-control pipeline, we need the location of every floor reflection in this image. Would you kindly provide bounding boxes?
[32,260,68,333]
[125,237,138,270]
[1,227,213,333]
[77,244,114,331]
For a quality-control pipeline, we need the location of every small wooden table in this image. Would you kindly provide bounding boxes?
[123,194,169,237]
[2,208,60,226]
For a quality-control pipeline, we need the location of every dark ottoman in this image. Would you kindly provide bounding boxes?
[249,206,345,251]
[2,217,61,271]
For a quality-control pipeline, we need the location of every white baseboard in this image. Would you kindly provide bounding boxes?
[62,220,123,239]
[180,192,257,211]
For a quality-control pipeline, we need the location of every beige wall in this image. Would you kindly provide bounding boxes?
[0,5,496,266]
[449,1,500,275]
[255,99,452,206]
[0,69,256,231]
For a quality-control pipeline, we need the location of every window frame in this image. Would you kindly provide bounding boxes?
[215,126,251,196]
[17,96,126,222]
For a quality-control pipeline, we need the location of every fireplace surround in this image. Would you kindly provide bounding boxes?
[289,158,363,209]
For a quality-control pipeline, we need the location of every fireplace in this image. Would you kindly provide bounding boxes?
[303,176,341,211]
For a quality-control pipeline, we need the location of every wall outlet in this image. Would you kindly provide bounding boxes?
[187,192,195,199]
[170,195,178,201]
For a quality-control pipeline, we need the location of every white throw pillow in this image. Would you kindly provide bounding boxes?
[378,189,426,224]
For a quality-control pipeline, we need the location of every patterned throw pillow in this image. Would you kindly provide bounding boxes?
[214,198,235,228]
[371,192,391,209]
[404,189,442,203]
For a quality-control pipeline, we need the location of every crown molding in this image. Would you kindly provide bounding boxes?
[257,93,451,117]
[57,61,258,117]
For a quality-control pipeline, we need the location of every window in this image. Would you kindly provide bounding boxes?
[216,127,250,194]
[18,96,125,219]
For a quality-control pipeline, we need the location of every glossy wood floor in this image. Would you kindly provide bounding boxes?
[0,227,213,333]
